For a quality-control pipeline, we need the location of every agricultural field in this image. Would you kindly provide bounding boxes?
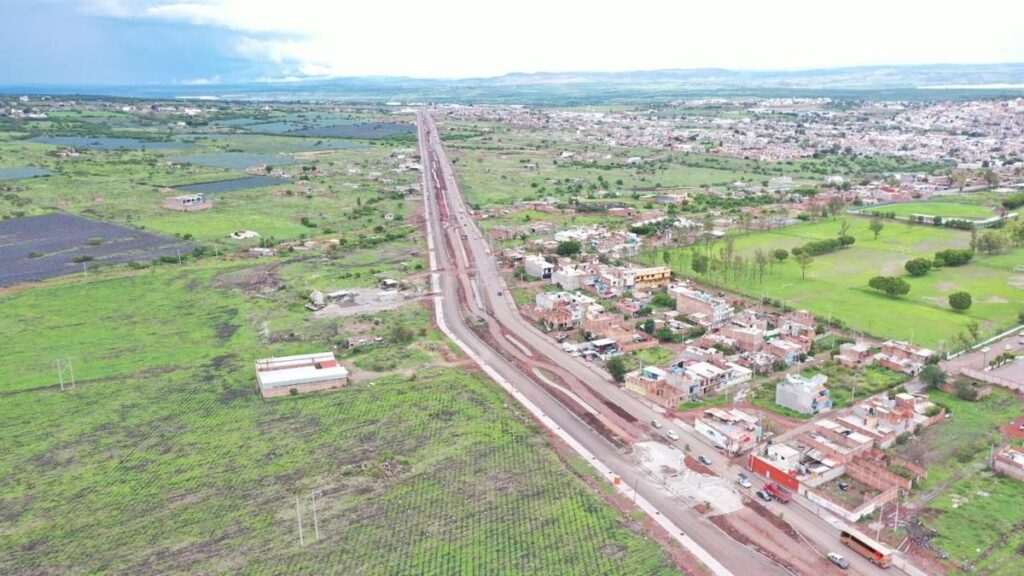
[0,252,677,575]
[0,213,193,287]
[861,201,998,220]
[646,218,1024,349]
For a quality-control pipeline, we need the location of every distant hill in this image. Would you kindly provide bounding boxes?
[4,63,1024,103]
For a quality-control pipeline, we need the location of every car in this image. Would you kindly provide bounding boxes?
[737,474,752,488]
[838,481,849,492]
[1019,423,1024,431]
[756,490,772,502]
[650,420,662,429]
[496,291,502,297]
[665,430,680,441]
[827,552,850,569]
[697,455,712,466]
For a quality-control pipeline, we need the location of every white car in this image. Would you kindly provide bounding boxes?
[665,430,680,441]
[737,474,752,488]
[650,420,662,429]
[827,552,850,569]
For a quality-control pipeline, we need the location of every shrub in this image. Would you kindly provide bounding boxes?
[904,258,932,277]
[868,275,910,297]
[948,291,972,311]
[934,248,973,267]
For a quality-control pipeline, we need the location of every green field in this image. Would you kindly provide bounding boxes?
[647,219,1024,349]
[889,391,1024,575]
[0,258,676,575]
[862,201,996,220]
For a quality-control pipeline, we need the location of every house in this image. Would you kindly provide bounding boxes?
[775,373,831,415]
[672,285,733,329]
[552,266,588,290]
[993,446,1024,482]
[624,366,687,408]
[164,192,212,212]
[632,266,672,291]
[254,352,348,398]
[766,338,804,365]
[837,393,943,449]
[695,408,762,454]
[837,341,874,369]
[720,325,765,352]
[875,340,935,375]
[524,255,553,279]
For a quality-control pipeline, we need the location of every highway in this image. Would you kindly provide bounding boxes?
[416,110,791,576]
[416,110,922,576]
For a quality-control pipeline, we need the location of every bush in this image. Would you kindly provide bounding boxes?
[934,248,973,267]
[953,378,979,401]
[869,275,910,297]
[904,258,932,277]
[948,291,972,311]
[555,240,582,257]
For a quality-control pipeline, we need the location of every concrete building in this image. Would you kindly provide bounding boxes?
[993,446,1024,482]
[695,408,761,454]
[672,286,733,329]
[775,373,831,415]
[632,266,672,291]
[875,340,935,375]
[624,365,686,408]
[837,341,873,369]
[255,352,348,398]
[163,192,212,212]
[552,266,587,290]
[766,338,803,365]
[524,254,553,279]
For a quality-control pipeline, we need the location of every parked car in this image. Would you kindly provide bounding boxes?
[698,455,712,466]
[827,552,850,569]
[650,420,662,429]
[665,430,680,441]
[736,474,752,488]
[756,490,772,502]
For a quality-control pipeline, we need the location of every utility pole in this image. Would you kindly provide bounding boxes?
[176,248,182,265]
[296,496,304,547]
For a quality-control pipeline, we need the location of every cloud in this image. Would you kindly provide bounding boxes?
[76,0,1024,79]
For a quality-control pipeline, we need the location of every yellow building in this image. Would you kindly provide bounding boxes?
[633,266,672,291]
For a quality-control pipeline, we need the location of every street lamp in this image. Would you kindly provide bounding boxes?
[779,283,794,310]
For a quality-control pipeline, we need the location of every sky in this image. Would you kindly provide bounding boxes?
[1,0,1023,85]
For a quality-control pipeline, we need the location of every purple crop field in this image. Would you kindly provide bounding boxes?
[0,213,193,287]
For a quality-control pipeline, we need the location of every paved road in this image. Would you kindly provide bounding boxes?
[416,111,794,576]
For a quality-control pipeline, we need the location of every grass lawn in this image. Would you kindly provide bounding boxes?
[927,472,1024,576]
[748,383,814,420]
[676,393,730,412]
[861,201,996,220]
[891,390,1023,490]
[0,259,677,575]
[647,218,1024,349]
[803,361,908,410]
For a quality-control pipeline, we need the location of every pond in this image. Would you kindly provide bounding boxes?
[173,175,287,194]
[29,136,194,150]
[0,167,53,181]
[171,152,297,170]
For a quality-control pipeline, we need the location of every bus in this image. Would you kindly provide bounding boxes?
[839,528,893,568]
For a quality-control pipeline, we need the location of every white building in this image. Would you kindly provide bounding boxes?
[524,255,554,279]
[775,373,831,415]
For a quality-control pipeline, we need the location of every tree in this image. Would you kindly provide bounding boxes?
[662,250,671,266]
[606,357,627,383]
[827,197,845,219]
[952,172,968,191]
[691,253,709,275]
[754,248,769,285]
[869,275,910,297]
[975,230,1008,255]
[795,252,813,279]
[904,258,932,277]
[948,291,973,311]
[838,218,851,238]
[651,291,675,308]
[772,248,789,263]
[869,218,885,240]
[555,240,582,257]
[919,365,947,390]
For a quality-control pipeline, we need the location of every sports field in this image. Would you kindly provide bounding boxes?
[861,201,996,220]
[648,219,1024,349]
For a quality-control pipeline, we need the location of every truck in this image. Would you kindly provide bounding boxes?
[764,482,792,503]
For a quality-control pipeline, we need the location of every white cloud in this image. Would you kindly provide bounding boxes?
[83,0,1024,78]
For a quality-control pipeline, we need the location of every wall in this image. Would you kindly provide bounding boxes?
[748,454,800,492]
[259,377,347,398]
